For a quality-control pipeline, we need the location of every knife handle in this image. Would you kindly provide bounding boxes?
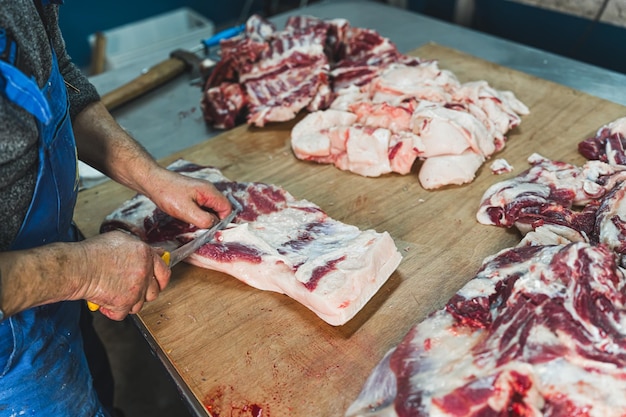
[86,251,172,312]
[161,251,171,266]
[87,301,100,311]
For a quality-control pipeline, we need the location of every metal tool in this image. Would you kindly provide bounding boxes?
[161,194,241,267]
[87,194,242,312]
[100,24,246,112]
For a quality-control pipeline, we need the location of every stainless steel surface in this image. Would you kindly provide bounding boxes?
[88,0,626,163]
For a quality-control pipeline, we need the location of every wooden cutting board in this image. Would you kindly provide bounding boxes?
[74,42,626,417]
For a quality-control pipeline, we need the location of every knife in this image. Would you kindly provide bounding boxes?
[161,194,241,267]
[87,194,242,312]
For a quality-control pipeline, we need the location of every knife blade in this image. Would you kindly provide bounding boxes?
[87,194,242,311]
[161,194,241,267]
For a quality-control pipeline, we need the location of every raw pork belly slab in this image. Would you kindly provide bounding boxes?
[346,242,626,417]
[100,160,402,326]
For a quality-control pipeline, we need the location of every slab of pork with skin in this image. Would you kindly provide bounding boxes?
[291,61,529,189]
[100,159,402,326]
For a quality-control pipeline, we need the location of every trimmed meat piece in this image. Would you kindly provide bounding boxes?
[490,158,513,175]
[369,62,460,105]
[291,109,357,162]
[418,151,485,190]
[411,102,494,158]
[348,101,415,132]
[579,117,626,164]
[291,109,423,176]
[453,80,530,134]
[100,160,402,326]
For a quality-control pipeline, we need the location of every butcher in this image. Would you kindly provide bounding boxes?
[0,0,232,415]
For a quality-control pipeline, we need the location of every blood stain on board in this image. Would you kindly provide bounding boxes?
[203,385,269,417]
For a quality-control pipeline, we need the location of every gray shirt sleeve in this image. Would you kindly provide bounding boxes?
[0,0,101,249]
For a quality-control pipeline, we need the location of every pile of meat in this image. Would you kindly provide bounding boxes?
[202,14,419,130]
[346,117,626,416]
[100,160,402,326]
[291,80,527,189]
[477,117,626,257]
[202,14,529,190]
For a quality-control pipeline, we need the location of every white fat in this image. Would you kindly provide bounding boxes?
[535,359,626,416]
[344,127,392,177]
[490,158,513,174]
[456,277,496,299]
[418,151,484,190]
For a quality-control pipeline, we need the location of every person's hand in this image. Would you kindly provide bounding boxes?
[78,231,171,321]
[144,167,232,229]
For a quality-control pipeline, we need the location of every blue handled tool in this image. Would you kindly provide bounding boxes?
[200,24,245,50]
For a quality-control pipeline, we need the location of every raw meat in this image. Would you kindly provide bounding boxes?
[579,116,626,164]
[201,14,529,190]
[201,14,421,129]
[477,152,626,264]
[202,15,332,129]
[100,159,402,326]
[346,242,626,417]
[489,158,513,175]
[291,79,528,189]
[347,116,626,416]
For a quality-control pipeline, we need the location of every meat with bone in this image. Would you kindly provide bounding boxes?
[330,42,421,92]
[201,14,422,129]
[346,242,626,417]
[346,117,626,416]
[100,159,402,326]
[202,15,332,129]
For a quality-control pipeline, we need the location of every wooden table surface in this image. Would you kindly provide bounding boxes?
[74,43,626,416]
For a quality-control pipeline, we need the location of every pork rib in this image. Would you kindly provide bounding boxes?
[100,159,402,326]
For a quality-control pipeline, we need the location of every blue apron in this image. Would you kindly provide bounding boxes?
[0,26,109,416]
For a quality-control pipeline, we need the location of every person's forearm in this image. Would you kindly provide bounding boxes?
[73,101,161,196]
[0,243,85,317]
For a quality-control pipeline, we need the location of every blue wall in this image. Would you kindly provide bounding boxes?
[471,0,626,75]
[408,0,626,74]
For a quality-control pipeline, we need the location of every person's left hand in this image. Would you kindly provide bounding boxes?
[144,167,232,229]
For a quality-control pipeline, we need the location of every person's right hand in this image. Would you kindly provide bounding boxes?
[77,230,171,321]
